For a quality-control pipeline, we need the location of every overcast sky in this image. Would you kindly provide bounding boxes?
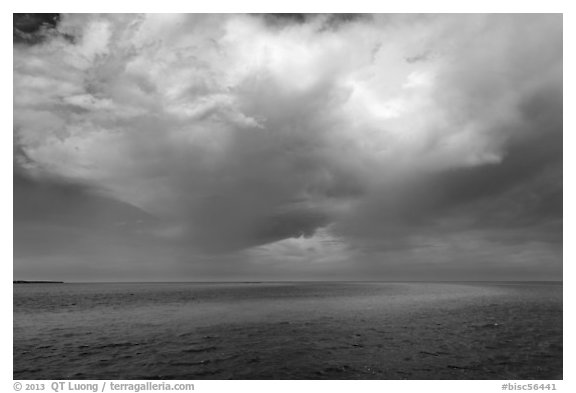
[14,13,562,282]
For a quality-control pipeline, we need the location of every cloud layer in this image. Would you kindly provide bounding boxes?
[14,14,562,280]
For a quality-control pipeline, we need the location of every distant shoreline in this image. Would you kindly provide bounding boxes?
[13,280,64,284]
[12,280,561,284]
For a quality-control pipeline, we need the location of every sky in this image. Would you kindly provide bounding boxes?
[13,13,562,282]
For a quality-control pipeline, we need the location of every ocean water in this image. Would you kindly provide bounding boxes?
[13,282,562,379]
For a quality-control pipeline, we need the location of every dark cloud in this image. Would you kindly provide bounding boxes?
[13,14,61,44]
[14,171,154,229]
[14,130,154,229]
[13,14,562,281]
[14,14,59,33]
[336,86,562,254]
[259,13,368,29]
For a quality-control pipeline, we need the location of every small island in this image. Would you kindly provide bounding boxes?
[13,280,64,284]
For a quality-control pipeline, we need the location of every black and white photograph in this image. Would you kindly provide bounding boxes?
[12,9,564,384]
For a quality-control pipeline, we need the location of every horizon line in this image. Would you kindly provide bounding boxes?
[13,279,564,284]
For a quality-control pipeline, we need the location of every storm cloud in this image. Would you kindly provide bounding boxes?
[13,14,562,281]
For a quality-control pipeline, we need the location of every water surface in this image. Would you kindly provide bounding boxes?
[14,282,562,379]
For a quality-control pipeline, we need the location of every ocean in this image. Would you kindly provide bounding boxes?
[13,281,562,379]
